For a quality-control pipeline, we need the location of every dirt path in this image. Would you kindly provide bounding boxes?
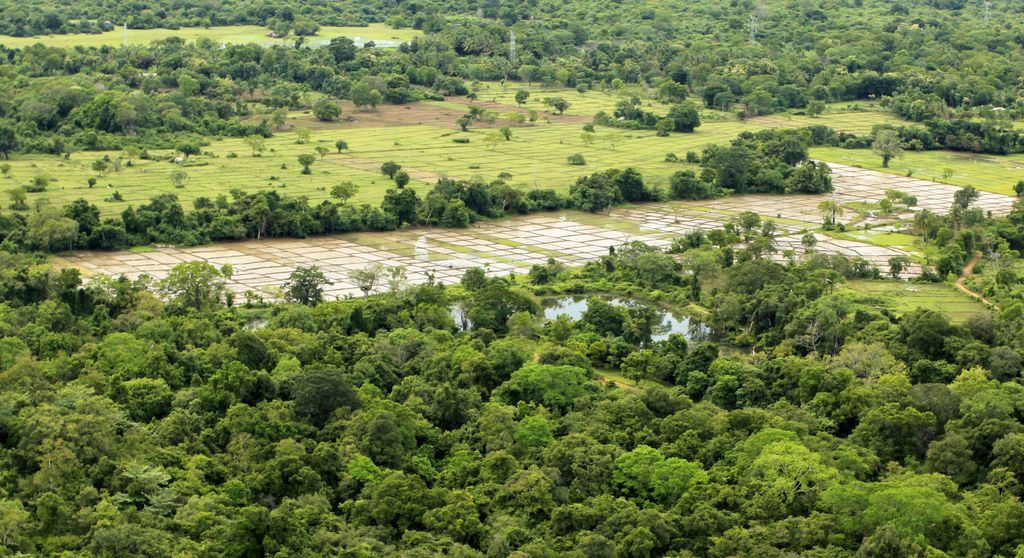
[956,252,999,309]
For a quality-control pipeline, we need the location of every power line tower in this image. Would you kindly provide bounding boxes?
[509,31,517,66]
[123,23,128,47]
[748,14,758,43]
[983,0,992,24]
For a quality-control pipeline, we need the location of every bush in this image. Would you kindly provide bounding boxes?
[312,99,342,122]
[567,153,586,166]
[24,177,49,192]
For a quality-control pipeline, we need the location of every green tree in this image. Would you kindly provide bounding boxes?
[913,209,942,242]
[382,187,420,224]
[349,262,385,296]
[119,378,173,422]
[177,142,201,158]
[6,187,27,210]
[669,170,712,200]
[312,99,341,121]
[818,199,842,226]
[851,403,936,463]
[952,185,979,210]
[292,368,359,427]
[335,139,349,153]
[378,173,410,197]
[297,153,316,174]
[284,265,333,306]
[380,161,402,178]
[667,101,701,132]
[494,363,595,413]
[872,129,904,168]
[570,171,619,212]
[514,90,530,106]
[245,135,266,157]
[351,82,383,110]
[655,118,674,136]
[169,170,188,188]
[888,256,911,279]
[159,261,233,310]
[440,198,471,227]
[0,499,31,553]
[567,153,587,166]
[788,161,832,194]
[0,122,17,159]
[271,109,287,130]
[330,181,359,203]
[26,208,79,252]
[91,159,109,176]
[544,97,571,114]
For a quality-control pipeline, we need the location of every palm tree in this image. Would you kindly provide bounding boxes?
[913,209,941,242]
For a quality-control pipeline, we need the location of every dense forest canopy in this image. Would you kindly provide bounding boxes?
[1,199,1024,555]
[0,0,1023,169]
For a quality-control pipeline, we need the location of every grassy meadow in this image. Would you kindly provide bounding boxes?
[0,23,420,49]
[1,88,920,215]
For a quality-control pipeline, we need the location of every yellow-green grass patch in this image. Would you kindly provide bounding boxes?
[0,101,927,216]
[829,230,920,249]
[748,102,905,135]
[0,24,420,49]
[470,82,664,117]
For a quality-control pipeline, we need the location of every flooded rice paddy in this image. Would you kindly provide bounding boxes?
[52,164,1017,298]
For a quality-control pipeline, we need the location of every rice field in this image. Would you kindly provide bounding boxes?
[840,280,988,322]
[810,146,1024,196]
[0,23,420,49]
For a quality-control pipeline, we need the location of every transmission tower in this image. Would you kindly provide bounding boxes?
[123,23,128,47]
[983,0,992,24]
[509,31,517,65]
[748,14,758,43]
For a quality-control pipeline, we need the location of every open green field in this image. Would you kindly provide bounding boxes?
[840,280,988,322]
[810,146,1024,196]
[749,102,904,135]
[0,95,921,215]
[471,82,669,117]
[0,23,420,49]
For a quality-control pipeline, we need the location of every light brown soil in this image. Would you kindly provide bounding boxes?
[955,252,999,309]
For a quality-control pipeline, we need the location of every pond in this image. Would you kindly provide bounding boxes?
[452,295,713,342]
